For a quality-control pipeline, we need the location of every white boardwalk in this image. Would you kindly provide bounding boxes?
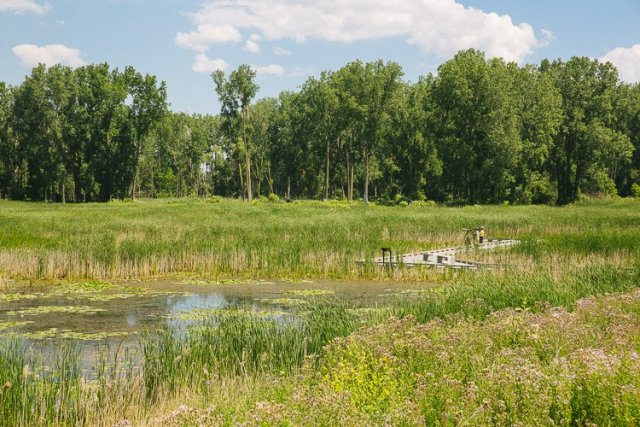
[370,239,520,270]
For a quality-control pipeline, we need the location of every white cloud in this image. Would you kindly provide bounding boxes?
[176,24,242,51]
[601,45,640,84]
[539,29,556,47]
[273,46,292,56]
[0,0,50,15]
[12,44,86,68]
[177,0,541,63]
[255,64,286,76]
[244,39,261,53]
[249,33,262,41]
[541,29,556,42]
[192,53,229,73]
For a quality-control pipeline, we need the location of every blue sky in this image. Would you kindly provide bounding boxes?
[1,0,639,114]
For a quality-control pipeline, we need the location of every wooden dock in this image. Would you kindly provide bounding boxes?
[367,239,520,270]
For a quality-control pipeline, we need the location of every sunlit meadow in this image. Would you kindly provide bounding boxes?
[1,198,640,425]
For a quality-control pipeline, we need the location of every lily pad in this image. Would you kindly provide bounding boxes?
[0,293,42,302]
[0,320,35,330]
[8,328,134,341]
[7,306,108,316]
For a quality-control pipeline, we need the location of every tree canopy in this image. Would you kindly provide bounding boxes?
[1,51,639,205]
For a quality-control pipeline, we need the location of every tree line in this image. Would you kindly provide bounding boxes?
[1,49,639,205]
[0,63,167,202]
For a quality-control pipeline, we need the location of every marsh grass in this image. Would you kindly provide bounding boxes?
[141,264,639,401]
[1,198,638,280]
[2,264,640,426]
[0,340,145,427]
[142,300,360,401]
[3,198,640,425]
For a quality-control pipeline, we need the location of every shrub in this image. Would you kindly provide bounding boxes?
[374,197,394,206]
[410,200,436,208]
[206,195,224,203]
[582,169,618,198]
[268,193,280,203]
[528,173,557,204]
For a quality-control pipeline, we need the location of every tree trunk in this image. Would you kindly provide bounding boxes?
[267,165,274,195]
[287,177,291,200]
[349,165,354,202]
[131,136,143,201]
[256,173,261,197]
[324,136,330,201]
[131,173,137,201]
[73,160,83,202]
[238,163,244,200]
[347,151,353,202]
[243,107,252,202]
[363,144,369,205]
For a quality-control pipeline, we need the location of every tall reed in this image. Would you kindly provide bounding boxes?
[1,198,638,280]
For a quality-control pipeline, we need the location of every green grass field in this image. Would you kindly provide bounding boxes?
[1,198,640,426]
[0,197,638,280]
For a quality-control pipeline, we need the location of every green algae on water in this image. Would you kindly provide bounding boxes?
[0,293,42,302]
[7,305,108,316]
[0,320,35,330]
[7,328,135,340]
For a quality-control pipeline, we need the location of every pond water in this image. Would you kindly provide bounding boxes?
[0,279,437,351]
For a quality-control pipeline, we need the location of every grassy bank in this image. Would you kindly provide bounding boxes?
[0,198,639,280]
[232,289,640,426]
[2,265,640,426]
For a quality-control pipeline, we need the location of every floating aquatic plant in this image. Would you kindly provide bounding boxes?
[7,328,134,341]
[283,289,335,297]
[0,320,34,330]
[0,293,41,302]
[7,305,108,316]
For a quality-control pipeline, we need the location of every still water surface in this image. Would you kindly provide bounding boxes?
[0,279,436,349]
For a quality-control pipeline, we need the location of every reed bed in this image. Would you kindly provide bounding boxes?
[2,198,640,425]
[1,198,639,280]
[0,342,144,427]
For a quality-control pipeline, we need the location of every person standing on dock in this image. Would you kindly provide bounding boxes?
[479,226,485,244]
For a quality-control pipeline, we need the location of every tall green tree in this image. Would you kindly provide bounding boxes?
[11,65,58,200]
[299,73,339,200]
[612,83,640,194]
[430,50,522,203]
[333,60,404,204]
[384,78,442,200]
[512,64,562,203]
[545,57,633,203]
[249,98,278,197]
[212,65,259,201]
[269,91,303,198]
[0,83,12,198]
[126,68,167,200]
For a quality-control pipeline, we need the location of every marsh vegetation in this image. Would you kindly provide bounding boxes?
[0,199,639,425]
